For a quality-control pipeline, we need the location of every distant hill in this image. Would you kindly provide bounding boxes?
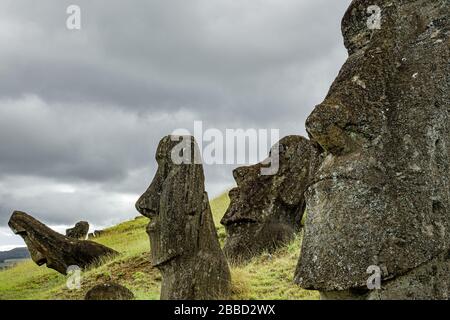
[0,247,30,262]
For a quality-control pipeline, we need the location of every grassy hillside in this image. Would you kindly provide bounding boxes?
[0,247,29,262]
[0,193,319,300]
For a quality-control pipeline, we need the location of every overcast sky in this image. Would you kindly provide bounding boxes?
[0,0,351,250]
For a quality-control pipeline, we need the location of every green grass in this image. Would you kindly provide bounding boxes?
[230,235,317,300]
[0,192,318,300]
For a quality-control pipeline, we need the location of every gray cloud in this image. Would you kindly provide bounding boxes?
[0,0,352,246]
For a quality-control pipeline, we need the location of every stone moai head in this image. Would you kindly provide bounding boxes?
[66,221,89,239]
[295,0,449,298]
[9,211,55,269]
[8,211,117,275]
[136,135,205,267]
[221,136,321,262]
[136,135,231,299]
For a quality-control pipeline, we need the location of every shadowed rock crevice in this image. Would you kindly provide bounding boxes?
[8,211,118,275]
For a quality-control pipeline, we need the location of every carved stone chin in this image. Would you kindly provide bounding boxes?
[136,135,231,300]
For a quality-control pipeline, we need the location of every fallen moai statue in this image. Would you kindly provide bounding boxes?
[8,211,118,275]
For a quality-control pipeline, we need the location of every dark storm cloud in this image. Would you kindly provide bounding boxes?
[0,0,349,118]
[0,96,160,182]
[0,0,352,245]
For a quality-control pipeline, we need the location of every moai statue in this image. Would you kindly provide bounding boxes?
[135,135,231,300]
[8,211,118,275]
[221,135,321,263]
[295,0,449,299]
[66,221,89,239]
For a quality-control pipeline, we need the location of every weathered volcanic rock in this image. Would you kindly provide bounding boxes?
[8,211,118,275]
[136,135,231,300]
[66,221,89,240]
[295,0,449,299]
[85,282,135,300]
[221,135,322,262]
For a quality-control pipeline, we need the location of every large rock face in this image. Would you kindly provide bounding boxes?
[8,211,118,275]
[295,0,449,299]
[66,221,89,240]
[135,135,231,300]
[221,135,321,262]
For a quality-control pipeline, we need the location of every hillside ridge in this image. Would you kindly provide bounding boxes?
[0,247,30,262]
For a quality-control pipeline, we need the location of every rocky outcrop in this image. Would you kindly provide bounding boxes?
[85,282,135,300]
[66,221,89,240]
[295,0,449,299]
[221,135,321,262]
[8,211,118,275]
[135,135,231,300]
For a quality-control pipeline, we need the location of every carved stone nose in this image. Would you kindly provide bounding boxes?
[135,196,147,215]
[306,103,354,155]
